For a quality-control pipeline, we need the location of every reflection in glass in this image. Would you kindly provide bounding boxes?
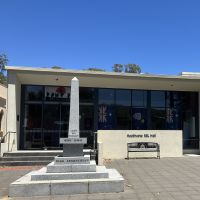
[25,86,43,101]
[80,88,95,103]
[60,104,69,138]
[116,107,131,129]
[80,105,94,148]
[43,104,60,147]
[132,108,147,130]
[166,108,181,130]
[182,93,199,149]
[24,104,42,149]
[151,108,166,130]
[132,90,147,107]
[151,91,165,107]
[116,90,131,106]
[98,89,114,105]
[80,106,94,131]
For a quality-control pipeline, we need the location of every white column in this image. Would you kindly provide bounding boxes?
[199,92,200,152]
[6,71,20,151]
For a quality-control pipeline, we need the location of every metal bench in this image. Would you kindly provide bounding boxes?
[127,142,160,159]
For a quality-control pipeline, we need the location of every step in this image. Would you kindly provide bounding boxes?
[31,166,109,181]
[0,161,52,166]
[47,160,96,173]
[0,156,55,161]
[3,149,92,157]
[3,151,62,157]
[9,168,124,197]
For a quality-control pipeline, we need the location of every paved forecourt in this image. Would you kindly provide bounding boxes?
[1,156,200,199]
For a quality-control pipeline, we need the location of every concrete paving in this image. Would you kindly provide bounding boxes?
[1,156,200,199]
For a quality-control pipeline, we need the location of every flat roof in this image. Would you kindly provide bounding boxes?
[5,66,200,81]
[181,72,200,76]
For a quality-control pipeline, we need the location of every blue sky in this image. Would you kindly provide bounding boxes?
[1,0,200,74]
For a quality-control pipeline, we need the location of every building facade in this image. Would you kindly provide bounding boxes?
[0,84,7,138]
[4,67,200,156]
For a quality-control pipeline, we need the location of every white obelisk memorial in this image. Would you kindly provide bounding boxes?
[9,77,124,197]
[60,77,87,157]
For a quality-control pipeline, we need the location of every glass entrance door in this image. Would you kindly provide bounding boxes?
[43,103,60,148]
[23,104,43,149]
[43,103,69,149]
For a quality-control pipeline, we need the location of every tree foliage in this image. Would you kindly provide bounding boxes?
[86,67,105,72]
[124,64,141,73]
[112,63,141,74]
[51,66,63,69]
[0,54,8,85]
[112,64,123,72]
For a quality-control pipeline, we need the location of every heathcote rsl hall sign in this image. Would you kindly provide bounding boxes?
[97,130,183,159]
[127,133,156,138]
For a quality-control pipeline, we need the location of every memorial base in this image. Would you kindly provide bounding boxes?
[9,158,124,197]
[9,168,124,197]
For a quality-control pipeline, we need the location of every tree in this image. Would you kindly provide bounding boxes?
[86,67,105,72]
[0,54,8,85]
[124,64,141,74]
[112,64,123,72]
[51,66,63,69]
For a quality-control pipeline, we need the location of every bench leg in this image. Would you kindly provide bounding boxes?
[157,151,160,159]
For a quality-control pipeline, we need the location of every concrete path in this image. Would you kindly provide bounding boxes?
[1,156,200,199]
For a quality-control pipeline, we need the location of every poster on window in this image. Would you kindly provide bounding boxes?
[166,108,180,129]
[98,105,113,130]
[45,86,70,101]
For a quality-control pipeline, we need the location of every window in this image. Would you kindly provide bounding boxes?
[80,88,95,103]
[132,108,147,130]
[98,105,114,130]
[115,90,131,129]
[182,92,199,149]
[132,90,147,130]
[151,91,165,107]
[45,86,70,102]
[116,90,131,106]
[98,89,114,105]
[132,90,147,107]
[25,86,43,101]
[150,91,166,129]
[151,108,166,130]
[23,104,42,149]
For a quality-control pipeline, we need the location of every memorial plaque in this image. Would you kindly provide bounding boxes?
[60,137,87,144]
[54,156,90,165]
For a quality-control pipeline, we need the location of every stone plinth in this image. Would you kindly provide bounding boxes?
[31,166,109,181]
[47,160,96,173]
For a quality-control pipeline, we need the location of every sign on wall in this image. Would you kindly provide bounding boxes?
[45,86,70,101]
